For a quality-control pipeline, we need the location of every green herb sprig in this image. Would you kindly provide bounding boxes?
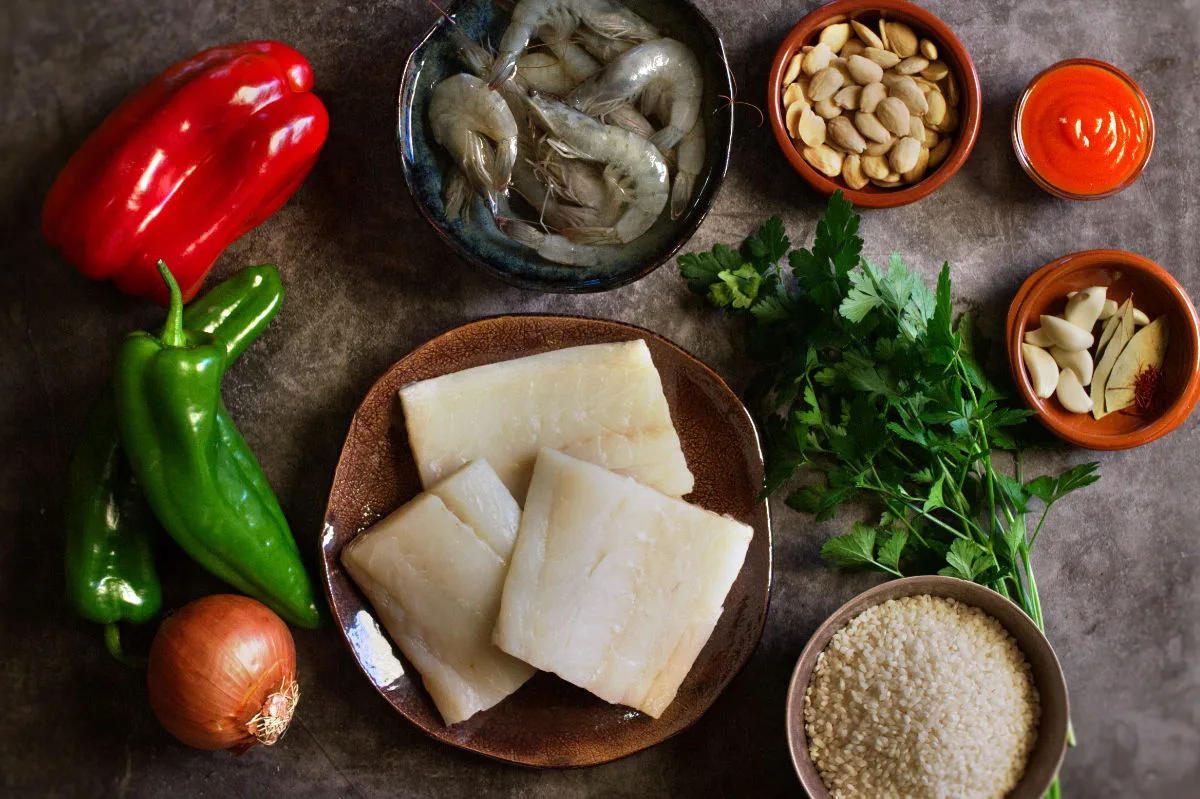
[680,194,1097,797]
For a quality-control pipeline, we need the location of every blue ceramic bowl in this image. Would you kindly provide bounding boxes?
[397,0,734,292]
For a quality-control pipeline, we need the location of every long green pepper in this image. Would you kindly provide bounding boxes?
[113,262,321,628]
[65,264,286,663]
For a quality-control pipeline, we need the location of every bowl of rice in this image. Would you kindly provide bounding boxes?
[785,576,1069,799]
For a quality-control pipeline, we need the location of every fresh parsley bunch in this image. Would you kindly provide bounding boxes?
[680,190,1098,658]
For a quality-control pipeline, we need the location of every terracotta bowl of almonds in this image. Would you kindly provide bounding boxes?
[768,0,981,208]
[1006,249,1200,450]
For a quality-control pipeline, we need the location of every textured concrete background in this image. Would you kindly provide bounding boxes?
[2,0,1198,796]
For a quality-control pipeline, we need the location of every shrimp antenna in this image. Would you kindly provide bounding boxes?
[426,0,455,22]
[715,56,764,127]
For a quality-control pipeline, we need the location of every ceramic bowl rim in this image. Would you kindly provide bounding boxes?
[766,0,982,209]
[784,575,1069,799]
[395,0,735,293]
[1005,248,1200,450]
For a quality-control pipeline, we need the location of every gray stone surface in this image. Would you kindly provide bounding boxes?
[2,0,1198,796]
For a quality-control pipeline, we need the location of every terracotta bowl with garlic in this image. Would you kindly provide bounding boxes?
[768,0,981,208]
[1007,249,1200,450]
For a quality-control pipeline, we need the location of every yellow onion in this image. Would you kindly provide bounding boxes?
[147,595,299,754]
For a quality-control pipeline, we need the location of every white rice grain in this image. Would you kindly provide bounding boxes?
[804,595,1040,799]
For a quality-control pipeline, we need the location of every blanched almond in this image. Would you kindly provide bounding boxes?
[797,106,826,147]
[944,74,959,105]
[802,42,833,76]
[923,124,940,148]
[782,82,807,108]
[887,76,929,115]
[851,19,884,49]
[919,39,938,60]
[846,54,884,85]
[841,39,866,58]
[861,153,890,180]
[854,111,893,143]
[863,47,901,69]
[894,56,930,75]
[863,137,894,156]
[859,82,887,113]
[842,153,870,189]
[785,100,808,139]
[819,22,852,53]
[834,85,862,110]
[783,53,803,85]
[885,21,919,57]
[815,97,842,119]
[928,137,952,167]
[802,144,843,177]
[888,136,921,174]
[828,115,867,153]
[909,116,926,142]
[808,66,844,101]
[925,90,948,127]
[901,142,929,183]
[870,174,903,188]
[920,60,950,81]
[876,97,911,136]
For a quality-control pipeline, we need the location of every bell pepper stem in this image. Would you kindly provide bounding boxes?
[157,261,186,348]
[104,623,148,668]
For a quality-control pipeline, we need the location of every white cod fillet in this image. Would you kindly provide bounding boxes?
[494,449,753,718]
[399,340,693,503]
[341,460,536,725]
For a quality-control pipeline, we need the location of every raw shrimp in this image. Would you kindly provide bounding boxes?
[568,38,702,152]
[510,153,624,231]
[516,49,599,96]
[430,74,520,216]
[669,117,703,219]
[575,25,637,63]
[499,92,668,265]
[488,0,658,87]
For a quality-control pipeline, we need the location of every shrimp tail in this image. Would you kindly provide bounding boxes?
[450,28,494,75]
[443,169,472,221]
[669,171,695,220]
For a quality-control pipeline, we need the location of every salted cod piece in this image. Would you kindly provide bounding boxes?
[341,460,535,725]
[398,340,694,503]
[494,449,752,718]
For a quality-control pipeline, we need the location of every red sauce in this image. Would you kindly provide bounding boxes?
[1018,63,1149,196]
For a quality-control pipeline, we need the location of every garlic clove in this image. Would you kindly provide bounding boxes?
[1133,308,1150,326]
[1023,327,1054,348]
[1040,314,1094,351]
[1049,346,1093,387]
[1098,298,1119,321]
[1022,343,1059,399]
[1056,368,1093,414]
[1064,286,1107,331]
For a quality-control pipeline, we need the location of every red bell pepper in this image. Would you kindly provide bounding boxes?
[42,41,328,305]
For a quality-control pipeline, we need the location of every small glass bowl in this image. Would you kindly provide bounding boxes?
[1012,59,1154,201]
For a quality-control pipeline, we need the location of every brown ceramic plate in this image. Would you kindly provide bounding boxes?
[320,315,772,767]
[1006,249,1200,449]
[785,576,1069,799]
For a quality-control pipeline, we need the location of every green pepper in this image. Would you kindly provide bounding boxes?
[65,265,284,663]
[113,262,321,628]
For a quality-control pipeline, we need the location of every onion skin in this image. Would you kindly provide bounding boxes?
[147,595,299,754]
